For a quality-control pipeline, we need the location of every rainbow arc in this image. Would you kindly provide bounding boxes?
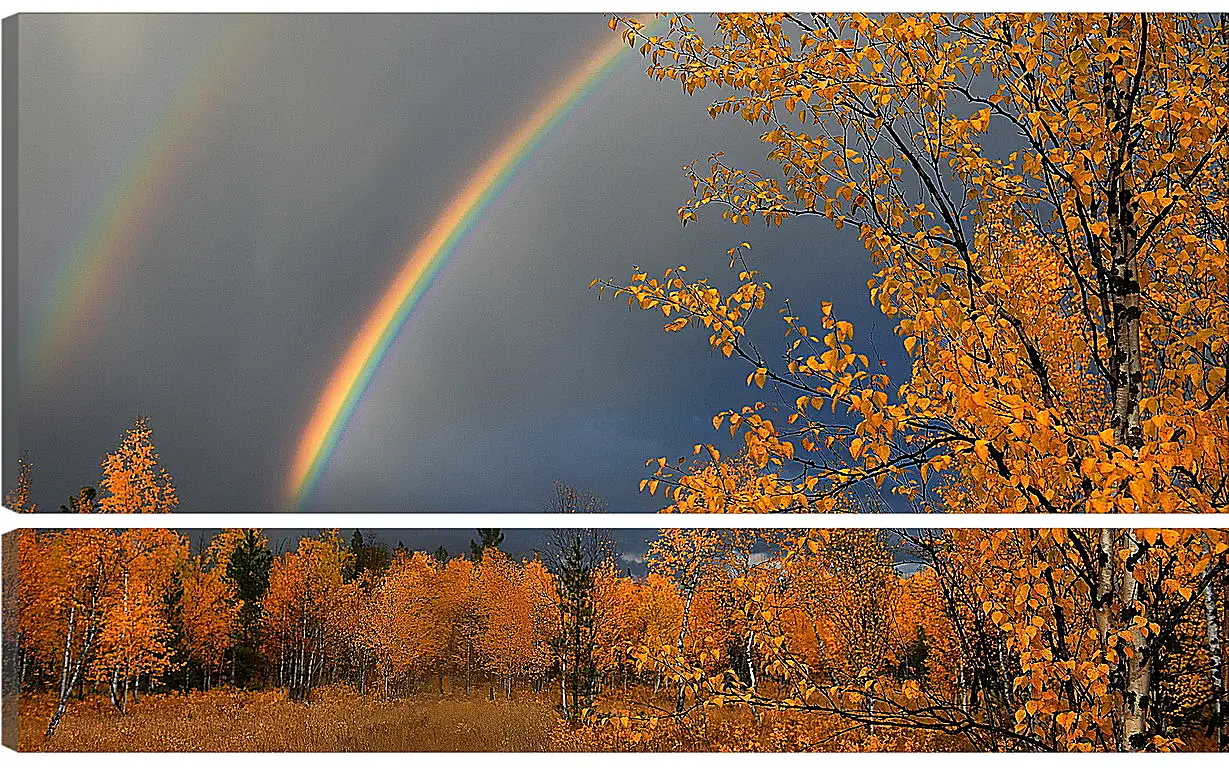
[30,19,259,381]
[286,30,644,509]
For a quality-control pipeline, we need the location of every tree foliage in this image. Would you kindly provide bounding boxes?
[13,525,1227,750]
[97,417,178,514]
[597,12,1227,520]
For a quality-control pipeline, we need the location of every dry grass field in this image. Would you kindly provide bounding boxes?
[25,685,1215,752]
[18,684,957,753]
[18,685,560,752]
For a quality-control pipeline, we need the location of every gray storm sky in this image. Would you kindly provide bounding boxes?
[6,14,902,512]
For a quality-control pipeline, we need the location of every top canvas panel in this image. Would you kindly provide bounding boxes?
[4,13,1226,513]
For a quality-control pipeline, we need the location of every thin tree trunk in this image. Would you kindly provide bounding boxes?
[1120,532,1153,750]
[745,631,757,691]
[49,634,93,736]
[109,666,122,712]
[1095,529,1117,641]
[465,638,473,697]
[1204,573,1225,749]
[306,644,319,703]
[675,585,696,713]
[46,605,78,739]
[17,638,26,695]
[1094,15,1151,749]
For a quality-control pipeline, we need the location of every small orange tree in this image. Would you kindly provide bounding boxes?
[98,417,178,514]
[178,556,240,688]
[784,531,900,692]
[476,550,553,698]
[5,453,38,512]
[358,550,450,697]
[523,558,563,692]
[890,566,960,699]
[91,529,186,712]
[438,556,487,697]
[262,530,353,702]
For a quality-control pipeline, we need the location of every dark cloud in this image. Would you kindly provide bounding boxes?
[8,14,897,512]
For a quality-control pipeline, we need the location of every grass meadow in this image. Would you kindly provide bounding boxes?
[17,683,977,752]
[18,685,558,752]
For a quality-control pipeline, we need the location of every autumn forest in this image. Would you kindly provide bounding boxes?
[5,9,1229,755]
[6,524,1227,752]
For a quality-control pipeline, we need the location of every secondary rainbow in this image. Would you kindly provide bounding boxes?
[29,19,259,382]
[286,31,641,509]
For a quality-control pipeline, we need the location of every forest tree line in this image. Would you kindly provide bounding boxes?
[11,520,1229,751]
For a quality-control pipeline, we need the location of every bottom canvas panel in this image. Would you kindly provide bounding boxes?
[2,527,1227,752]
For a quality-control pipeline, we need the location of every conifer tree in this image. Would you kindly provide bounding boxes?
[470,529,505,561]
[226,529,272,688]
[545,486,614,722]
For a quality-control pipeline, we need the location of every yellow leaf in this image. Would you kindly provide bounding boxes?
[973,440,990,463]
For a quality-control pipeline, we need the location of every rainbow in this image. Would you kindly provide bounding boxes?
[286,29,645,510]
[28,18,260,382]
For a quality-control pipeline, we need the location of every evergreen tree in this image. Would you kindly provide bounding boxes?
[163,568,190,691]
[544,486,613,723]
[225,529,272,688]
[58,486,96,514]
[896,625,931,682]
[345,529,365,581]
[553,532,604,722]
[470,529,504,561]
